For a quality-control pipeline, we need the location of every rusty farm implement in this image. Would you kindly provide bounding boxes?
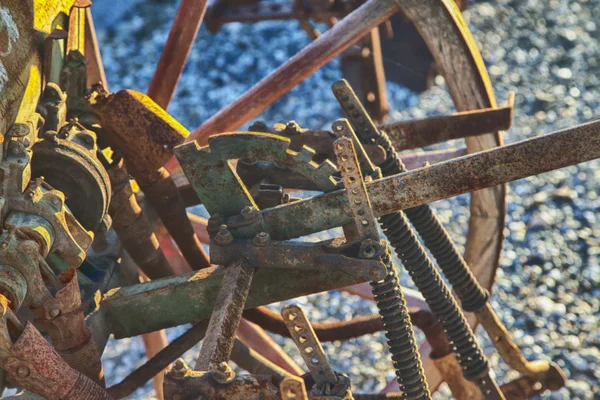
[0,0,596,399]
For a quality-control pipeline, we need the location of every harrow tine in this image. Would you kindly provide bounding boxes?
[195,258,255,371]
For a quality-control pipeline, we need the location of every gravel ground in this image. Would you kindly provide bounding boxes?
[93,0,600,398]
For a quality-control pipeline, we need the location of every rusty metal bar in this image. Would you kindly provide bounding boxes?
[281,304,337,387]
[255,119,600,240]
[180,0,399,148]
[139,167,211,270]
[379,104,513,151]
[148,0,209,109]
[93,89,210,270]
[98,120,600,339]
[195,259,255,370]
[90,259,368,339]
[475,303,566,392]
[84,7,108,88]
[107,160,175,279]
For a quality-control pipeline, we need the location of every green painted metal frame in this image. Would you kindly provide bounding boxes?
[178,119,600,240]
[92,264,367,339]
[89,118,600,341]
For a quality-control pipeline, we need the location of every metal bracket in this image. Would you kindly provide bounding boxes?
[281,305,353,399]
[210,230,386,282]
[333,137,379,240]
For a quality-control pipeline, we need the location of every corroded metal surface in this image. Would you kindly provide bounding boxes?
[92,88,189,174]
[164,366,281,400]
[475,303,566,394]
[252,119,600,240]
[107,160,174,279]
[0,0,75,134]
[3,323,111,399]
[93,260,369,338]
[379,104,513,152]
[281,305,337,387]
[195,258,254,370]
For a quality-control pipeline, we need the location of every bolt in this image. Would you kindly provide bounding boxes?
[9,124,30,138]
[217,362,228,372]
[81,134,94,144]
[284,121,300,134]
[21,138,30,147]
[1,242,7,249]
[369,266,383,281]
[170,358,188,378]
[16,365,29,378]
[334,123,343,132]
[174,359,185,370]
[253,231,270,246]
[241,206,259,221]
[210,361,235,384]
[49,307,61,318]
[52,197,61,206]
[214,225,233,246]
[249,121,268,132]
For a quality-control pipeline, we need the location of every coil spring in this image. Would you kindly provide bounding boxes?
[373,131,489,311]
[379,211,490,381]
[371,250,431,400]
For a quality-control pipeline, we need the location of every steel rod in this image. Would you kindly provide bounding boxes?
[148,0,209,109]
[84,8,108,88]
[259,119,600,239]
[379,105,513,151]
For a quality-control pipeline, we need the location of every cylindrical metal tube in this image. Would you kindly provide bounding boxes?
[139,168,210,270]
[4,323,112,400]
[108,160,174,279]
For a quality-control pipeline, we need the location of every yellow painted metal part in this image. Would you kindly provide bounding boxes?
[0,0,76,134]
[93,90,190,175]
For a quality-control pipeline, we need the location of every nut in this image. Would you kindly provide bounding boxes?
[253,232,270,246]
[241,206,259,221]
[169,358,188,378]
[49,307,61,318]
[214,225,233,246]
[210,361,235,384]
[16,365,30,378]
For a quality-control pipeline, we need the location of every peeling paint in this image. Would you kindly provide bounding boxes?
[0,6,20,91]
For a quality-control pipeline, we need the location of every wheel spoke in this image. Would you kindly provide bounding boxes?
[148,0,209,109]
[183,0,399,147]
[84,8,108,88]
[379,102,513,151]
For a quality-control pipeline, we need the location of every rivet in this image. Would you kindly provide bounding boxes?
[16,365,30,378]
